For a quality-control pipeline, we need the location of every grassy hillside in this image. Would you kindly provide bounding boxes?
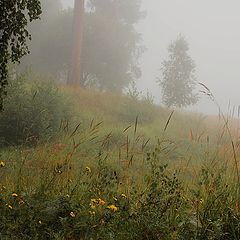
[1,78,240,239]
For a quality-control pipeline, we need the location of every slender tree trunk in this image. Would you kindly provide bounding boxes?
[67,0,84,86]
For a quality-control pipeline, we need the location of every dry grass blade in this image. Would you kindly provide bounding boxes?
[63,120,69,132]
[142,138,150,150]
[134,116,138,135]
[123,125,132,133]
[164,110,174,132]
[199,82,211,93]
[32,91,37,100]
[90,121,103,132]
[69,123,81,138]
[90,119,94,129]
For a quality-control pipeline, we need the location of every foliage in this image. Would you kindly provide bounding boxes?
[127,80,142,100]
[82,0,145,91]
[0,0,42,110]
[0,73,71,146]
[158,35,198,108]
[19,0,144,91]
[118,97,157,124]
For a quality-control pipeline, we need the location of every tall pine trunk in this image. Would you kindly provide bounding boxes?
[67,0,84,86]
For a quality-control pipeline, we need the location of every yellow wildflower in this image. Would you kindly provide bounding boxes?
[107,204,118,212]
[113,197,118,201]
[12,193,18,198]
[98,198,106,206]
[70,211,76,218]
[89,211,96,215]
[90,198,97,209]
[121,193,127,199]
[7,205,13,209]
[0,161,5,168]
[91,198,97,203]
[86,166,91,173]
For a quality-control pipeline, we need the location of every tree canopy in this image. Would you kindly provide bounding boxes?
[158,36,198,108]
[19,0,144,92]
[0,0,42,110]
[83,0,144,91]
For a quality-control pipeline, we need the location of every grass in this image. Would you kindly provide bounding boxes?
[1,80,240,239]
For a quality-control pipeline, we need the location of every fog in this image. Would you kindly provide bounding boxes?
[136,0,240,115]
[63,0,240,114]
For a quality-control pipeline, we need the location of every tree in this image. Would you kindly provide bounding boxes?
[68,0,85,86]
[158,36,198,108]
[18,0,144,92]
[0,0,42,110]
[82,0,144,91]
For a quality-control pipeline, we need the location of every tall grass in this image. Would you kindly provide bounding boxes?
[1,80,240,239]
[0,73,72,147]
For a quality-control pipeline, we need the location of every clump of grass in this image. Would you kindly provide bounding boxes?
[0,72,72,147]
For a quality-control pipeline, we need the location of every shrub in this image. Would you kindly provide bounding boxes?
[0,73,71,146]
[118,97,157,124]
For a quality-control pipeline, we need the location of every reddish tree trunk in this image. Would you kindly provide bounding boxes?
[67,0,84,86]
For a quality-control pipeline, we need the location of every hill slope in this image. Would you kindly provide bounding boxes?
[1,80,240,239]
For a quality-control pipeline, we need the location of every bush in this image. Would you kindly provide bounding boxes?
[0,73,71,146]
[118,97,157,124]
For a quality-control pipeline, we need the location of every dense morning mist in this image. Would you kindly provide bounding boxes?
[61,0,240,114]
[2,1,240,238]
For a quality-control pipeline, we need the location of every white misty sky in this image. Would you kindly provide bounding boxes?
[62,0,240,114]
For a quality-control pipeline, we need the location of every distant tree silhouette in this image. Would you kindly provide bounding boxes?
[158,36,198,108]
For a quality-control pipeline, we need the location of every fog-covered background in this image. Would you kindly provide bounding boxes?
[62,0,240,114]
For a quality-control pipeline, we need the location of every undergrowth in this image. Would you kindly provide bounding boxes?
[1,78,240,239]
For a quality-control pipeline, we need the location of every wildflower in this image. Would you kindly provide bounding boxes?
[38,220,42,224]
[7,205,13,209]
[66,194,70,198]
[89,211,96,215]
[0,161,5,168]
[90,204,96,209]
[90,198,97,209]
[12,193,18,198]
[19,200,25,205]
[70,211,76,218]
[200,198,204,204]
[107,204,118,212]
[91,198,97,203]
[86,166,91,173]
[98,198,106,205]
[113,197,118,201]
[121,193,127,199]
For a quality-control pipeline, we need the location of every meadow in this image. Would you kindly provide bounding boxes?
[1,75,240,239]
